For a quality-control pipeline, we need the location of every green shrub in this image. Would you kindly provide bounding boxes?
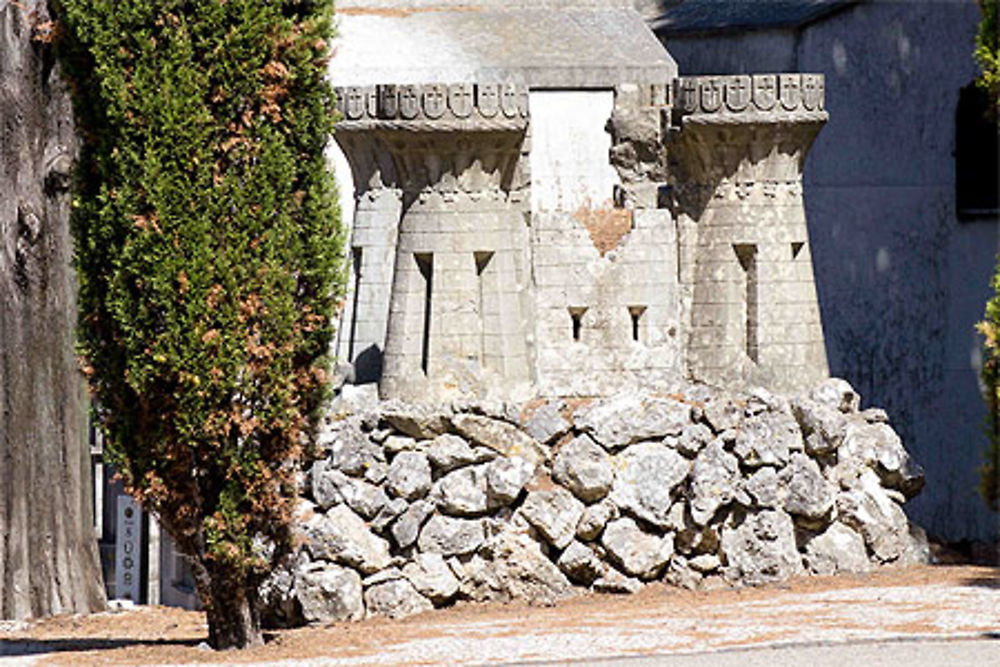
[58,0,344,648]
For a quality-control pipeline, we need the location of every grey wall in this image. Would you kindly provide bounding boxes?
[664,0,998,542]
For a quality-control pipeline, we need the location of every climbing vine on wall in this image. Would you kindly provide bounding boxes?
[58,0,344,648]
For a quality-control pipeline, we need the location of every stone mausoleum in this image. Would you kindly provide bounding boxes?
[330,0,829,402]
[100,0,933,618]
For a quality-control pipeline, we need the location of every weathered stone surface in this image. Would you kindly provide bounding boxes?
[688,553,721,574]
[387,450,433,501]
[520,488,586,549]
[521,399,571,444]
[835,472,910,562]
[664,556,702,589]
[611,442,690,529]
[312,465,389,519]
[838,421,924,498]
[592,569,643,595]
[700,398,743,434]
[451,414,548,464]
[431,465,490,516]
[721,509,804,585]
[601,517,674,579]
[576,498,619,541]
[417,515,485,556]
[381,403,451,440]
[371,497,409,533]
[803,523,871,576]
[328,428,386,477]
[402,552,460,603]
[574,393,690,449]
[734,414,801,467]
[426,433,480,472]
[383,434,418,455]
[689,439,739,524]
[390,500,433,549]
[552,434,614,502]
[363,578,433,619]
[485,456,535,506]
[791,399,846,455]
[556,540,607,585]
[779,453,836,522]
[296,563,364,623]
[458,530,574,605]
[745,466,782,508]
[306,505,392,574]
[810,378,861,413]
[678,422,713,456]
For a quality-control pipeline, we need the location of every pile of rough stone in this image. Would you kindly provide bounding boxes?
[262,378,928,625]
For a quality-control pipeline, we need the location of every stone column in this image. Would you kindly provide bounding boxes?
[670,74,829,393]
[334,90,403,384]
[336,83,532,402]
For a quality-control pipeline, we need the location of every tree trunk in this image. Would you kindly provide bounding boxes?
[0,0,106,619]
[200,565,263,650]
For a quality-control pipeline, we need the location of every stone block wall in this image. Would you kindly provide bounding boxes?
[263,378,927,625]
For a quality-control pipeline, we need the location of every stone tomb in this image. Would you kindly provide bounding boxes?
[265,0,929,625]
[331,1,828,401]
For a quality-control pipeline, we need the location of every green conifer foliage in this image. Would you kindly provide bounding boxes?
[58,0,343,648]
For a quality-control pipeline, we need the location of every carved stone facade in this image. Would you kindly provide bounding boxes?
[329,4,830,401]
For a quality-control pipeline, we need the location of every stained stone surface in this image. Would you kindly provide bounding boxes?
[264,380,927,626]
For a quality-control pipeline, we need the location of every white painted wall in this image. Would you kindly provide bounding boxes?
[529,90,621,213]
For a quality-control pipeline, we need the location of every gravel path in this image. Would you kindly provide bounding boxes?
[0,566,997,666]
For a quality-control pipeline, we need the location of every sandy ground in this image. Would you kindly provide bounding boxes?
[0,565,997,666]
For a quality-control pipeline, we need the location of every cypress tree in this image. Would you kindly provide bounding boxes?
[58,0,344,648]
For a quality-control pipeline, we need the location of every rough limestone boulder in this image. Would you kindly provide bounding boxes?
[520,488,586,549]
[574,393,690,449]
[363,577,433,619]
[688,439,739,524]
[418,515,485,556]
[721,510,803,585]
[611,442,690,529]
[601,517,674,579]
[403,553,460,604]
[803,523,871,576]
[552,434,614,502]
[296,563,364,623]
[306,505,392,574]
[457,529,574,605]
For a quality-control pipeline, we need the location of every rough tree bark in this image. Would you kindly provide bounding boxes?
[0,0,106,619]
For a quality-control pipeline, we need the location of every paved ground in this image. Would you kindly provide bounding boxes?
[0,565,997,666]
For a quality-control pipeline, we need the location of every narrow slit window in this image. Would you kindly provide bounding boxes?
[348,247,363,360]
[474,251,495,367]
[568,307,587,342]
[414,253,434,375]
[791,242,804,259]
[733,244,759,363]
[628,306,647,343]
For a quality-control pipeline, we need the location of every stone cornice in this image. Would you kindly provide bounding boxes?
[674,74,827,123]
[334,83,529,132]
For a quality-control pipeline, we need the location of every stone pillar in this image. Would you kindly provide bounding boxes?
[671,74,829,393]
[336,84,532,402]
[334,101,403,384]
